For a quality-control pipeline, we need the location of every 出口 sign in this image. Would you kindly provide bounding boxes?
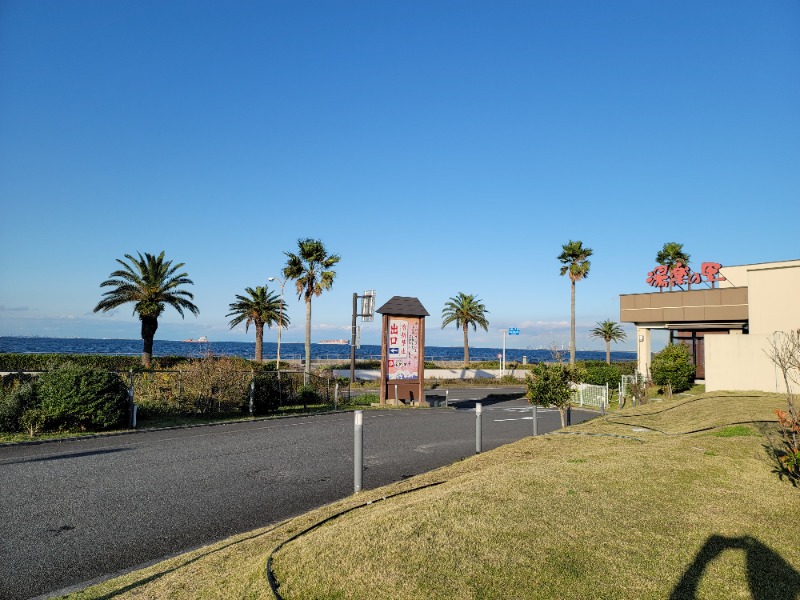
[646,261,725,290]
[387,318,420,380]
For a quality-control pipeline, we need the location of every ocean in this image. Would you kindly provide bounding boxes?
[0,336,635,364]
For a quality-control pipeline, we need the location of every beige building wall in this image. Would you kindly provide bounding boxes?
[705,260,800,393]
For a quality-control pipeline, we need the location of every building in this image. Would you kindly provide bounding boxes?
[620,259,800,393]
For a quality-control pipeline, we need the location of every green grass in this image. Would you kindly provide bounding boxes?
[713,424,760,437]
[61,391,799,600]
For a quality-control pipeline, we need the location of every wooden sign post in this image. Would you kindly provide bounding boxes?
[376,296,429,406]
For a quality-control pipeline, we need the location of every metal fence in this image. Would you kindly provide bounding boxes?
[125,369,352,419]
[571,382,609,409]
[618,373,645,401]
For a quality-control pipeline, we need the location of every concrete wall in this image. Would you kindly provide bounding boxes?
[746,263,800,334]
[705,261,800,393]
[705,334,794,393]
[333,369,528,381]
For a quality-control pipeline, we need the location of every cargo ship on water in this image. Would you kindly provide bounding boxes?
[318,339,349,345]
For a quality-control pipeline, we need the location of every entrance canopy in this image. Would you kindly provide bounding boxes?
[620,287,748,378]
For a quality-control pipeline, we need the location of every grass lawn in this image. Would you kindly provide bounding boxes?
[63,391,799,599]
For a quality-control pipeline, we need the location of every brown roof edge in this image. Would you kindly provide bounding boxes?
[376,296,430,317]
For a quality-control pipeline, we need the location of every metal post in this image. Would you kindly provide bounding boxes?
[354,411,363,493]
[350,292,358,385]
[532,403,538,436]
[128,369,134,428]
[132,404,138,429]
[502,330,506,376]
[249,376,254,417]
[394,384,399,403]
[445,389,449,408]
[475,402,482,454]
[335,382,339,410]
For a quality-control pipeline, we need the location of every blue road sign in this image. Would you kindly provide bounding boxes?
[508,328,520,335]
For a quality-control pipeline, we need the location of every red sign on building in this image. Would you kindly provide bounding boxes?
[646,262,725,290]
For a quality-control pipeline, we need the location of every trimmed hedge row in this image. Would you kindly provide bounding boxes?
[0,364,129,434]
[0,353,262,372]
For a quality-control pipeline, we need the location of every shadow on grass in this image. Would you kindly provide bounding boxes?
[78,527,277,600]
[670,534,800,600]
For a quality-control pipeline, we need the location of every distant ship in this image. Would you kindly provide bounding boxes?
[318,339,349,345]
[182,336,209,343]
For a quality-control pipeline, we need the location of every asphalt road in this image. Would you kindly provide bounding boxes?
[0,388,595,599]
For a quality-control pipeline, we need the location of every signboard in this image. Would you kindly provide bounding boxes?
[360,290,375,322]
[646,262,725,290]
[508,327,520,335]
[387,318,419,380]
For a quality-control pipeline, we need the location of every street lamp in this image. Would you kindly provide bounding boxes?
[268,276,287,370]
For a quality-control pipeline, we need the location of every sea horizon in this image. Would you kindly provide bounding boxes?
[0,336,636,364]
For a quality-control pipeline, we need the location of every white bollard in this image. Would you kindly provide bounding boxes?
[475,402,482,454]
[354,411,363,493]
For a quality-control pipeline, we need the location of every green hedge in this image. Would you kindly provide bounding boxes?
[0,365,129,434]
[0,353,271,372]
[37,364,129,431]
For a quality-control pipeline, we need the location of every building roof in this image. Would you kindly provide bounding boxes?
[376,296,430,317]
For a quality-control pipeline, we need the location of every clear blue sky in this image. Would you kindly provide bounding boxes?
[1,0,798,351]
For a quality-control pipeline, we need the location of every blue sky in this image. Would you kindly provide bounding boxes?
[1,0,798,351]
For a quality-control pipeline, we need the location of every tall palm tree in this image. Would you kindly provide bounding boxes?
[558,240,593,366]
[226,285,289,363]
[94,251,199,368]
[589,319,628,364]
[283,238,341,379]
[441,292,490,367]
[656,242,691,291]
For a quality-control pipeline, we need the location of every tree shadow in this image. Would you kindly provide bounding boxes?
[448,393,527,410]
[670,534,800,599]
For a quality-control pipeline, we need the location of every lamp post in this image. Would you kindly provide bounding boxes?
[268,276,287,370]
[350,290,375,387]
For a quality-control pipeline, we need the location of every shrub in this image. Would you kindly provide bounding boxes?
[299,384,318,406]
[581,361,622,389]
[179,357,251,414]
[650,344,696,395]
[250,373,282,414]
[348,392,379,406]
[0,380,38,432]
[775,407,799,483]
[37,364,129,431]
[526,363,573,427]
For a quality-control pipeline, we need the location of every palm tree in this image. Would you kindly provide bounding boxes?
[441,292,490,367]
[226,285,289,363]
[283,238,341,379]
[589,319,628,364]
[656,242,691,291]
[558,240,593,366]
[94,251,199,368]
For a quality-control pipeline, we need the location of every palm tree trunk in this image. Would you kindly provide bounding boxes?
[570,280,576,366]
[605,339,611,365]
[255,322,264,363]
[304,298,312,382]
[140,316,158,368]
[462,324,470,368]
